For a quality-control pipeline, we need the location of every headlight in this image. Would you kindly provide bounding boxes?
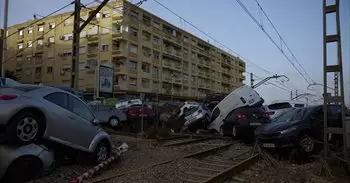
[280,126,297,134]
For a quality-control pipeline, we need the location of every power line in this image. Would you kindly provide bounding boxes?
[3,14,74,65]
[234,0,313,85]
[254,0,315,83]
[6,1,74,39]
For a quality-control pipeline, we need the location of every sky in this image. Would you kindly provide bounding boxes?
[0,0,349,106]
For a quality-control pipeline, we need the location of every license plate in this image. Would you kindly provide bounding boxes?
[262,143,275,148]
[250,122,261,126]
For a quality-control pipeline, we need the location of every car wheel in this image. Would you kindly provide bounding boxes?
[5,112,44,145]
[299,135,315,154]
[109,117,120,128]
[2,156,43,183]
[93,141,111,164]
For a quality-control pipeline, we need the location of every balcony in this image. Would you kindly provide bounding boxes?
[128,84,137,91]
[174,63,182,71]
[182,67,189,73]
[174,78,182,84]
[112,32,127,40]
[129,52,138,58]
[153,43,161,51]
[152,27,162,35]
[162,60,173,68]
[152,59,160,65]
[162,75,172,82]
[112,16,123,22]
[87,35,99,43]
[152,73,159,79]
[129,35,138,42]
[87,52,98,58]
[115,66,128,75]
[34,59,43,66]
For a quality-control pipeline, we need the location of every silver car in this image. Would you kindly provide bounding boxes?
[90,104,127,128]
[0,85,112,163]
[0,144,54,182]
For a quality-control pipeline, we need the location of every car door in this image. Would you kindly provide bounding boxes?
[67,94,100,150]
[43,92,76,145]
[93,105,107,124]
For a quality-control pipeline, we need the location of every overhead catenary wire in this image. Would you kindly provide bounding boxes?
[3,14,74,65]
[234,0,313,85]
[254,0,315,84]
[5,1,74,39]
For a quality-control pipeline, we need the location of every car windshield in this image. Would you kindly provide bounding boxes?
[273,108,308,123]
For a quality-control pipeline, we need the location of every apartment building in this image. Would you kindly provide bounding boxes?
[4,0,245,99]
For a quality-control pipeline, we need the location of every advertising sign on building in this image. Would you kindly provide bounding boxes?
[99,65,114,93]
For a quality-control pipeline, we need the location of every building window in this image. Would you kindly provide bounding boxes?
[129,44,138,53]
[87,25,98,35]
[142,15,151,26]
[130,10,139,21]
[141,78,150,88]
[152,36,160,45]
[27,55,32,61]
[152,66,159,76]
[152,21,160,29]
[129,77,137,85]
[28,27,33,34]
[141,63,150,73]
[38,25,44,32]
[48,37,55,43]
[49,22,55,29]
[153,51,160,60]
[79,46,86,54]
[64,19,72,26]
[47,67,53,73]
[37,39,43,46]
[102,11,110,18]
[79,62,86,70]
[130,27,138,37]
[101,27,110,34]
[18,29,24,36]
[101,44,109,52]
[48,52,54,58]
[62,33,73,41]
[27,41,33,48]
[17,43,23,50]
[129,61,137,72]
[80,31,86,38]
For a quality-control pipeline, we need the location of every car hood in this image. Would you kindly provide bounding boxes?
[257,120,303,134]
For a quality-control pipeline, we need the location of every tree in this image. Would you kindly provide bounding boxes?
[5,70,18,81]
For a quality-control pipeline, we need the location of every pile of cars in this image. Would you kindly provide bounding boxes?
[0,80,115,182]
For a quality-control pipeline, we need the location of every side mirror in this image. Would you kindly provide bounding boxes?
[92,119,99,125]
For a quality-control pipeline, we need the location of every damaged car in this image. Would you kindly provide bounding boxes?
[0,144,54,182]
[183,104,211,132]
[255,105,346,155]
[0,85,112,163]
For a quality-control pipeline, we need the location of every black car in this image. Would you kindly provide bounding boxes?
[255,105,346,155]
[222,106,270,140]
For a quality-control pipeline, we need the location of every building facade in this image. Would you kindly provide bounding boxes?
[4,0,245,99]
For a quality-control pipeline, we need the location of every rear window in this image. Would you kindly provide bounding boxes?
[268,102,292,110]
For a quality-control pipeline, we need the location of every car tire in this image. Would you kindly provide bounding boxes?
[93,141,111,164]
[2,156,43,183]
[109,117,120,129]
[298,134,315,155]
[5,112,45,145]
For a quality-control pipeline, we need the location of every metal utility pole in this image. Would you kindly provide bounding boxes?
[334,73,339,96]
[71,0,81,91]
[1,0,9,77]
[250,73,254,87]
[252,74,289,89]
[290,91,293,100]
[323,0,348,161]
[71,0,110,92]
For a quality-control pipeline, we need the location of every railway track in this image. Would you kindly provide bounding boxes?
[181,143,258,183]
[90,137,259,183]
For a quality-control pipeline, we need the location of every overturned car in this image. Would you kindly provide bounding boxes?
[181,86,264,135]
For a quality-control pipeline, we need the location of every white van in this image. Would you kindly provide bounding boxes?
[207,86,264,134]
